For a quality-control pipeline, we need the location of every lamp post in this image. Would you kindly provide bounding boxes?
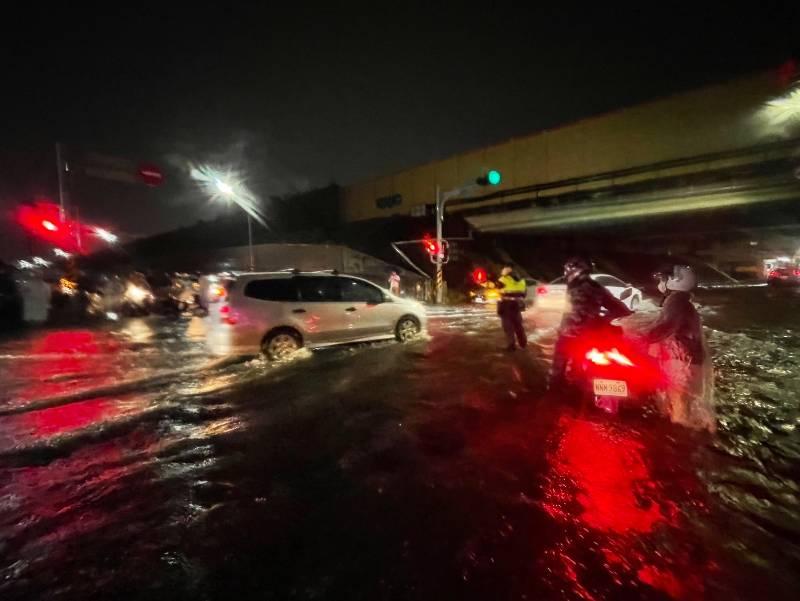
[215,178,255,272]
[191,164,264,273]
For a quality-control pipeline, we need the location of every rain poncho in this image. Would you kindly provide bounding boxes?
[646,291,715,432]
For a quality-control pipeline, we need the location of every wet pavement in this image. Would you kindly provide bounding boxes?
[0,290,798,600]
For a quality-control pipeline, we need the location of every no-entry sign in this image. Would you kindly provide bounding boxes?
[137,163,164,187]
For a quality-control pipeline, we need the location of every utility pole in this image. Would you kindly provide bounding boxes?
[435,186,444,303]
[55,142,66,221]
[247,214,254,271]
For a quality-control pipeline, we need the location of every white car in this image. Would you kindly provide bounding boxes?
[220,271,427,359]
[533,273,643,313]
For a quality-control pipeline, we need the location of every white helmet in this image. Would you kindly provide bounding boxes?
[666,265,696,292]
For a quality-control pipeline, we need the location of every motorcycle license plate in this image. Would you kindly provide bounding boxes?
[593,378,628,397]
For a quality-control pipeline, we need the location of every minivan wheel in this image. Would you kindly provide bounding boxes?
[262,330,301,361]
[396,316,420,342]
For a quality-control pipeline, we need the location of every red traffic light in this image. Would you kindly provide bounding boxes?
[422,235,440,256]
[472,267,487,285]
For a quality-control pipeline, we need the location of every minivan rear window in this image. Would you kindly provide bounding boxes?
[243,278,297,301]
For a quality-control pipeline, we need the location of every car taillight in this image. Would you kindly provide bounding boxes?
[220,305,229,314]
[795,269,800,277]
[536,286,548,295]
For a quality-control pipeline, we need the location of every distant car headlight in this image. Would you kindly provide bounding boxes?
[125,284,151,304]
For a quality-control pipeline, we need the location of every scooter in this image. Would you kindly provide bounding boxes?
[565,319,663,414]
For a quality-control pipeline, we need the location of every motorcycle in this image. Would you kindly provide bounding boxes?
[565,319,663,414]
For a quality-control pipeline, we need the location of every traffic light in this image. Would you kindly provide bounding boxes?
[476,169,502,186]
[422,236,449,264]
[422,235,440,256]
[472,267,487,285]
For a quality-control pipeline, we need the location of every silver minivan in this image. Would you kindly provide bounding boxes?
[222,271,427,359]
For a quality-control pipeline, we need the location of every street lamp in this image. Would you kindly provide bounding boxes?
[214,175,255,272]
[215,179,234,197]
[191,164,265,272]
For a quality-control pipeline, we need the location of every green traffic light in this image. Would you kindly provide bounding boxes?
[487,169,502,185]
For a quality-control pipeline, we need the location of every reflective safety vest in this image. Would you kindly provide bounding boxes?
[498,275,526,298]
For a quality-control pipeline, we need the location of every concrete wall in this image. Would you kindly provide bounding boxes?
[208,243,424,291]
[342,70,791,222]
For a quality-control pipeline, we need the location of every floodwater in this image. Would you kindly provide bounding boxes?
[0,290,798,600]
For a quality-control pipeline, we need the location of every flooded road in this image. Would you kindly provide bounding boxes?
[0,290,798,600]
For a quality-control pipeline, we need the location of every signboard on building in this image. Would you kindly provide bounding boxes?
[376,193,402,209]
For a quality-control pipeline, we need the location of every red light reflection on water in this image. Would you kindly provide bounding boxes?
[13,331,123,402]
[35,331,104,355]
[26,398,115,437]
[547,417,665,534]
[540,416,707,599]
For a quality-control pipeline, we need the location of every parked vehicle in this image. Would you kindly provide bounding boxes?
[470,277,541,306]
[220,271,427,359]
[534,274,643,313]
[767,266,800,287]
[0,271,23,327]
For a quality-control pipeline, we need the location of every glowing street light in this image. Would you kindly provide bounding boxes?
[191,163,265,271]
[53,248,71,258]
[215,179,234,196]
[32,256,50,267]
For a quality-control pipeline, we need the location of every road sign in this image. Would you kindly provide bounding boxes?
[138,163,164,187]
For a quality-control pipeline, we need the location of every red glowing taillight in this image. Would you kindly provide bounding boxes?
[586,348,634,367]
[219,305,238,324]
[536,286,548,295]
[795,269,800,277]
[586,348,611,365]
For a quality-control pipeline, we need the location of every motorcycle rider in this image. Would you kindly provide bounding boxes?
[496,266,528,351]
[548,257,633,389]
[645,265,715,431]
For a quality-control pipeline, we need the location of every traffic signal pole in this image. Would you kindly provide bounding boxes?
[435,183,480,304]
[55,142,66,221]
[435,185,444,304]
[434,171,501,303]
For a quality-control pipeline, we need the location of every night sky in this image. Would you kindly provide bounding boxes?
[1,4,798,259]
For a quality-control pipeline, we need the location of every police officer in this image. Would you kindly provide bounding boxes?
[496,266,528,351]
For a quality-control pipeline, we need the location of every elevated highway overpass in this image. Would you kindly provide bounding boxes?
[341,67,800,234]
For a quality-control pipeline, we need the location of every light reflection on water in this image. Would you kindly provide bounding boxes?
[0,294,797,599]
